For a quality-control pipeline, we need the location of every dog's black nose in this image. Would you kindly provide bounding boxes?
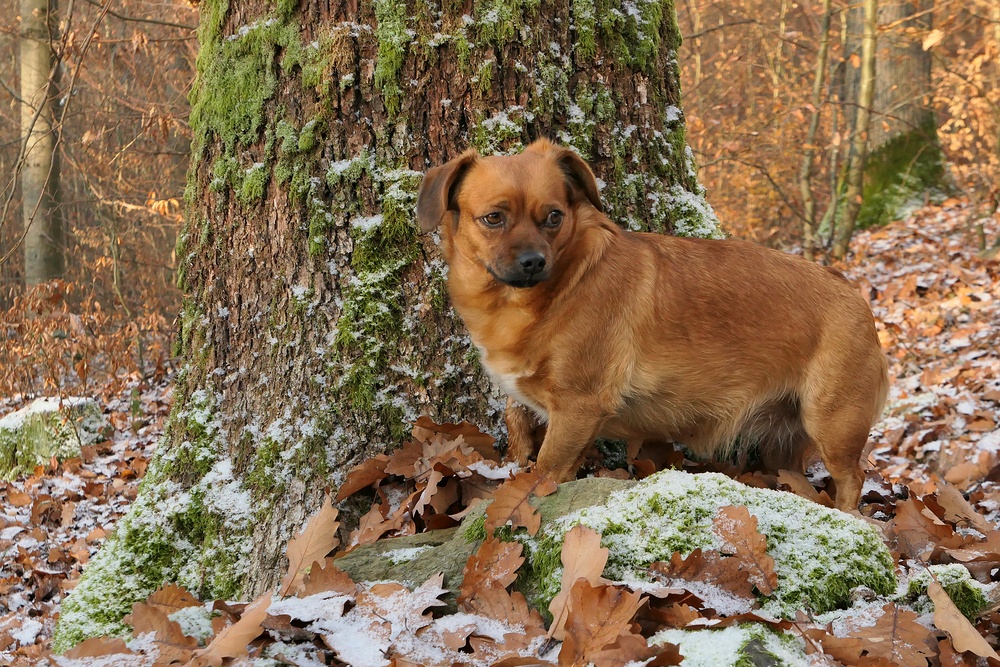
[518,251,546,274]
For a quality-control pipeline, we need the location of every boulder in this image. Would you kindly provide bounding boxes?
[0,397,106,479]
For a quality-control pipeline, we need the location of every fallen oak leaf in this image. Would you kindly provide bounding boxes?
[62,636,133,659]
[458,539,545,632]
[799,625,863,665]
[143,584,202,614]
[279,494,340,596]
[930,480,994,534]
[186,592,270,667]
[384,439,425,478]
[348,490,419,547]
[558,580,649,667]
[459,537,525,609]
[548,524,609,640]
[300,558,357,597]
[484,469,558,537]
[125,599,198,665]
[649,548,755,601]
[776,469,834,508]
[334,454,390,502]
[852,602,934,666]
[928,581,1000,659]
[713,505,778,596]
[412,416,498,461]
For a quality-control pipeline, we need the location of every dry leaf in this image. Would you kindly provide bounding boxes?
[188,592,271,667]
[650,549,755,600]
[62,636,133,658]
[713,506,778,596]
[459,537,525,610]
[929,581,999,658]
[334,455,389,501]
[300,558,357,597]
[484,469,558,537]
[558,580,649,667]
[125,597,198,664]
[776,469,834,507]
[548,524,609,640]
[853,603,934,666]
[279,495,340,596]
[932,481,994,534]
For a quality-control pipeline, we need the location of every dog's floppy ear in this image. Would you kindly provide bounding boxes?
[554,147,604,213]
[416,150,479,232]
[527,140,603,213]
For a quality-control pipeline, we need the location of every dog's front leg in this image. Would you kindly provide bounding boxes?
[504,398,538,467]
[535,405,606,483]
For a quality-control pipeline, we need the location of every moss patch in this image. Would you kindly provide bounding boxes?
[902,563,992,620]
[519,469,895,616]
[860,119,944,229]
[0,398,105,480]
[53,390,254,651]
[651,623,809,667]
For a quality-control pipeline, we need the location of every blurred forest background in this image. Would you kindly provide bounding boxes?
[1,0,998,399]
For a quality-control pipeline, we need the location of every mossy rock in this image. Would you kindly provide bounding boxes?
[518,470,896,617]
[651,623,810,667]
[0,398,106,480]
[342,472,893,621]
[901,563,994,620]
[859,120,945,229]
[333,477,630,609]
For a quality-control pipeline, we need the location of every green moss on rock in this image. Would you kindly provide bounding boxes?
[0,398,105,480]
[860,119,944,229]
[520,469,895,616]
[651,623,809,667]
[902,563,992,620]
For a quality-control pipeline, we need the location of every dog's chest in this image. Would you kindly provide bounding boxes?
[476,344,549,421]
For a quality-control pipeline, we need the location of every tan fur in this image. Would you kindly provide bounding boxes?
[416,139,889,510]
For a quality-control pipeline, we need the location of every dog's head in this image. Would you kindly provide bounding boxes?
[416,139,603,288]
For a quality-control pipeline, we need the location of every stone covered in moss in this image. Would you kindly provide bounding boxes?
[0,398,105,480]
[651,623,809,667]
[521,470,896,616]
[902,563,992,620]
[859,119,944,229]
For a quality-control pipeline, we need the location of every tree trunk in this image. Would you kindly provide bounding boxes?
[19,0,63,286]
[844,0,941,230]
[832,0,877,260]
[55,0,722,649]
[798,0,834,259]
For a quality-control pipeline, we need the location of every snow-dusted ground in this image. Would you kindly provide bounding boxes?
[1,200,998,664]
[0,378,172,664]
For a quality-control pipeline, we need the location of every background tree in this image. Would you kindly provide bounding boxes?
[860,0,942,229]
[18,0,63,285]
[54,0,722,646]
[832,0,877,259]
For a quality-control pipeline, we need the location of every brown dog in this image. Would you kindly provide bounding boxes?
[416,139,888,510]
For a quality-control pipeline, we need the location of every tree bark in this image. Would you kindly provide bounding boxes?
[832,0,877,260]
[55,0,722,649]
[798,0,834,259]
[19,0,63,286]
[843,0,941,230]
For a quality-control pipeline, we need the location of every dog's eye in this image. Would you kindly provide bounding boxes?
[480,212,503,228]
[544,210,564,227]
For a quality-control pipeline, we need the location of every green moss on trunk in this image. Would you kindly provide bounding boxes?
[859,118,944,228]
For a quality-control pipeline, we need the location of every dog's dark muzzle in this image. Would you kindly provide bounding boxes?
[489,251,550,288]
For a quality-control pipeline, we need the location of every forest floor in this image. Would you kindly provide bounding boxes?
[1,198,999,666]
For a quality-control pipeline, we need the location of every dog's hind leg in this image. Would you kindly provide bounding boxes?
[535,404,606,483]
